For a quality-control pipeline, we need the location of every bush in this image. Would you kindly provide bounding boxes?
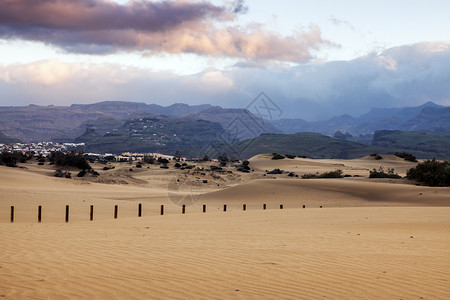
[406,159,450,187]
[302,170,343,179]
[144,156,155,164]
[271,153,285,160]
[395,152,417,162]
[318,170,343,178]
[50,151,91,170]
[174,163,182,168]
[285,154,296,159]
[158,158,169,164]
[369,167,402,179]
[374,155,383,160]
[77,169,87,177]
[267,169,283,175]
[55,170,71,178]
[0,151,33,167]
[370,153,378,157]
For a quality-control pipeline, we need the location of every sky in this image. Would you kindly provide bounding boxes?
[0,0,449,120]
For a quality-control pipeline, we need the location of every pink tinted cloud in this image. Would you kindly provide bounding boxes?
[0,0,329,62]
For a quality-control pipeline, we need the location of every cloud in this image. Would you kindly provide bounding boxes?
[328,16,355,32]
[0,0,328,62]
[1,42,449,120]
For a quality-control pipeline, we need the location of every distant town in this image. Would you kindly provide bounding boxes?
[0,142,214,162]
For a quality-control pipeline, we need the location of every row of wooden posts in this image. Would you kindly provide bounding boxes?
[9,203,321,223]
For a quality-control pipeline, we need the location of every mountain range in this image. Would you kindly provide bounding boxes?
[270,101,449,138]
[0,100,449,159]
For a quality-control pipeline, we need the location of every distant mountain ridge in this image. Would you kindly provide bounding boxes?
[0,101,213,142]
[270,101,449,138]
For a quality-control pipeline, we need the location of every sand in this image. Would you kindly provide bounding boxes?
[1,155,449,299]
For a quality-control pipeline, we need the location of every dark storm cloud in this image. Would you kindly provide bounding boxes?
[0,0,328,61]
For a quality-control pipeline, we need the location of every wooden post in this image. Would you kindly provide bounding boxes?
[38,205,42,223]
[223,204,227,212]
[280,204,284,209]
[160,205,164,216]
[182,205,186,214]
[243,204,246,211]
[10,206,14,223]
[138,203,142,217]
[114,205,118,219]
[90,205,94,221]
[263,204,266,210]
[203,205,206,213]
[65,205,69,223]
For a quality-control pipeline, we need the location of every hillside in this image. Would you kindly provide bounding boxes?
[372,130,450,159]
[76,115,225,155]
[0,102,212,142]
[184,106,282,140]
[206,131,450,160]
[0,130,20,144]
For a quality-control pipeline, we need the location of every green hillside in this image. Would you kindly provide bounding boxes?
[77,115,225,155]
[372,130,450,159]
[204,132,450,160]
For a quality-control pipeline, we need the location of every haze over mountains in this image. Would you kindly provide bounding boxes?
[0,100,449,159]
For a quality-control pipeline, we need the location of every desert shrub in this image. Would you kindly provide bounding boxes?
[406,159,450,187]
[318,169,343,178]
[395,152,417,162]
[158,158,169,164]
[210,165,223,171]
[0,151,32,167]
[136,163,142,168]
[301,173,318,179]
[267,168,283,175]
[369,167,402,179]
[160,165,169,169]
[370,153,378,157]
[302,170,343,179]
[285,154,296,159]
[237,167,250,173]
[271,153,285,160]
[143,156,155,164]
[55,170,71,178]
[374,155,383,160]
[297,155,307,158]
[50,151,91,170]
[236,160,250,172]
[77,169,87,177]
[174,163,182,168]
[38,162,44,166]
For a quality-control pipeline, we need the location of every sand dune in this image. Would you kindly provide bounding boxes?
[1,155,449,299]
[1,208,449,299]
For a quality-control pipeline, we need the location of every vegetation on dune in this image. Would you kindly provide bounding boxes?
[0,151,33,167]
[369,167,402,179]
[406,159,450,187]
[395,152,418,162]
[271,153,285,160]
[50,151,91,170]
[302,169,343,179]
